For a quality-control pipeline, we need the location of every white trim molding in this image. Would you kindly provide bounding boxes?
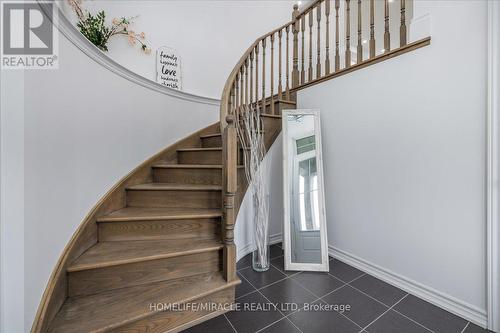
[236,233,283,261]
[40,2,220,106]
[250,235,490,326]
[329,246,488,328]
[487,1,500,331]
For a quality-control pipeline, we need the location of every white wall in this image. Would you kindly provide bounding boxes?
[61,0,299,99]
[0,28,219,331]
[297,0,487,324]
[235,134,283,260]
[1,71,25,333]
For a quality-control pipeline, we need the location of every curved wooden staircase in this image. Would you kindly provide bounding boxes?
[32,112,285,333]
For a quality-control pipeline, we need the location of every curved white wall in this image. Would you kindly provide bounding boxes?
[235,135,284,260]
[61,0,299,99]
[297,0,487,325]
[1,28,218,332]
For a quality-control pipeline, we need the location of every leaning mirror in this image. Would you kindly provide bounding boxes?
[283,109,329,272]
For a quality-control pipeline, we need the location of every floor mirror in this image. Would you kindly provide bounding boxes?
[282,109,329,272]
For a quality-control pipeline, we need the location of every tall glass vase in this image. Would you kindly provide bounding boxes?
[252,237,270,272]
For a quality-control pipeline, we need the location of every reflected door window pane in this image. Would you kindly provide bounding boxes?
[298,156,319,231]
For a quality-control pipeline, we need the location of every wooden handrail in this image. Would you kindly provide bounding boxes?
[219,21,294,128]
[219,0,430,282]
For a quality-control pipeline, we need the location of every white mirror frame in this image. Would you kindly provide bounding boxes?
[282,109,329,272]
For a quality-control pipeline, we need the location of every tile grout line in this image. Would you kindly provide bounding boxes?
[343,277,438,333]
[254,315,306,333]
[328,265,446,333]
[284,315,306,333]
[269,262,302,279]
[236,249,284,272]
[389,307,440,333]
[360,293,411,332]
[239,258,300,297]
[287,274,364,331]
[235,289,256,301]
[239,270,305,333]
[238,257,442,333]
[460,322,470,333]
[253,317,289,333]
[345,278,394,308]
[281,272,367,321]
[237,266,251,272]
[224,313,238,333]
[235,271,257,300]
[326,271,366,285]
[236,270,289,333]
[241,267,301,295]
[348,284,439,333]
[326,271,439,333]
[241,257,474,333]
[285,279,346,313]
[316,296,366,331]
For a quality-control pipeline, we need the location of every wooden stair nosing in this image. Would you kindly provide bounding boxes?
[260,114,282,119]
[199,131,266,138]
[152,164,223,169]
[199,133,222,139]
[177,147,222,152]
[47,272,240,333]
[152,164,245,170]
[126,183,222,191]
[67,239,223,272]
[273,98,297,105]
[97,207,223,223]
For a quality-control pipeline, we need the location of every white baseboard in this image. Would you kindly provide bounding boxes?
[235,235,486,327]
[236,243,255,262]
[236,233,283,261]
[329,245,487,328]
[270,233,283,245]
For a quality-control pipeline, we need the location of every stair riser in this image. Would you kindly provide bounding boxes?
[264,100,296,115]
[127,190,222,209]
[262,117,282,148]
[98,218,220,242]
[109,287,235,333]
[153,168,222,185]
[177,150,222,165]
[201,136,222,148]
[68,250,222,297]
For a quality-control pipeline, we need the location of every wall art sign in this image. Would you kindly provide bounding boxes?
[156,46,182,90]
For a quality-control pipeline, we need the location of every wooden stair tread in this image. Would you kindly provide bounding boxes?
[127,183,222,191]
[199,133,222,139]
[274,98,296,104]
[199,132,266,139]
[177,147,222,152]
[152,164,223,169]
[48,272,239,333]
[264,98,297,105]
[68,239,223,272]
[261,114,282,118]
[152,164,244,169]
[97,207,223,222]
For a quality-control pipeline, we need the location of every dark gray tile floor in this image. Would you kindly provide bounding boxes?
[183,243,492,333]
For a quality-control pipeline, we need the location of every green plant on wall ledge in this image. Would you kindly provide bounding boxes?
[68,0,151,54]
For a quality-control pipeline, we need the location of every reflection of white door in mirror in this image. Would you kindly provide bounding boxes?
[283,109,329,272]
[292,140,321,263]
